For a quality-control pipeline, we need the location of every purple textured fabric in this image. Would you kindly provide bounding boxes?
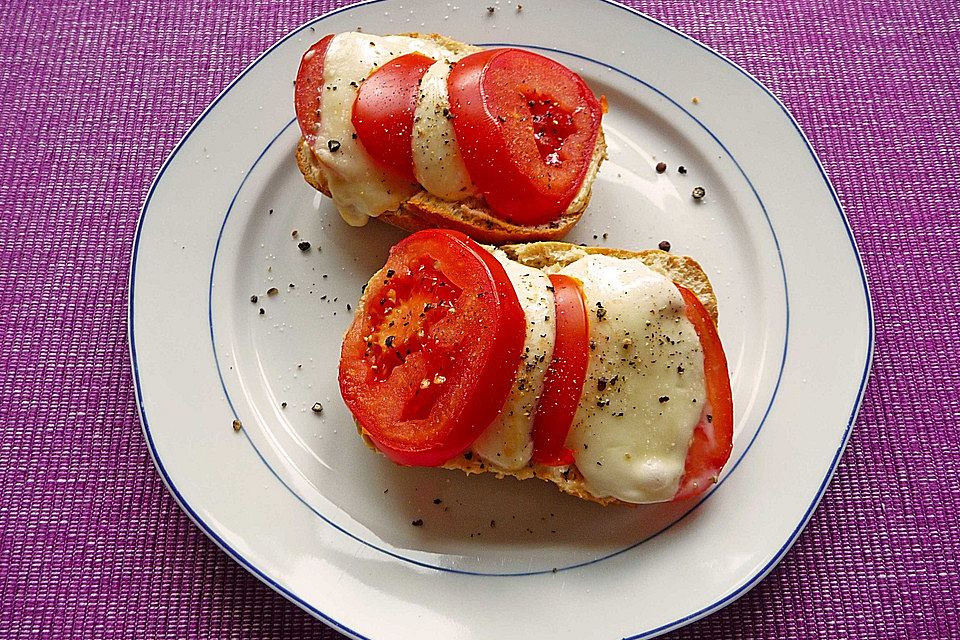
[1,0,958,637]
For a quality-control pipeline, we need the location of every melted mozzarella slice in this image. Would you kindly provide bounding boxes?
[314,33,453,225]
[412,58,479,200]
[472,250,555,470]
[558,254,707,504]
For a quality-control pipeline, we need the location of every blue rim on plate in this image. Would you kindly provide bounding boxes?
[129,1,874,637]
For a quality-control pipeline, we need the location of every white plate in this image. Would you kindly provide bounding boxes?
[129,1,873,638]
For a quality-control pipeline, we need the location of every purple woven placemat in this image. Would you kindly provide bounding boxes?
[2,0,958,637]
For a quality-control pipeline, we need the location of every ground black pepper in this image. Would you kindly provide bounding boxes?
[658,240,671,251]
[250,294,258,303]
[327,139,341,152]
[412,519,424,527]
[678,165,687,174]
[692,186,706,200]
[312,402,323,414]
[655,161,667,173]
[298,241,311,251]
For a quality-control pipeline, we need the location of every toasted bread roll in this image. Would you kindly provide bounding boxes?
[349,241,718,506]
[295,33,607,244]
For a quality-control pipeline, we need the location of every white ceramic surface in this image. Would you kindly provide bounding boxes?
[129,1,873,638]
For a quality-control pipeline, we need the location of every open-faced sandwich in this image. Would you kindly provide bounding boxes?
[338,229,733,505]
[294,32,606,243]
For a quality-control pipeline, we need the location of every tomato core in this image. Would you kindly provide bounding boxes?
[528,96,579,167]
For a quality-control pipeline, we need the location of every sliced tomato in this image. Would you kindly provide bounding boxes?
[674,285,734,501]
[294,35,336,141]
[352,52,436,181]
[448,48,602,226]
[531,274,590,466]
[339,229,526,466]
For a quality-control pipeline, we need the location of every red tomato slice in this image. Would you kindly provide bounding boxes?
[339,229,526,467]
[531,274,590,466]
[294,35,335,142]
[448,48,602,226]
[674,285,734,501]
[352,52,436,181]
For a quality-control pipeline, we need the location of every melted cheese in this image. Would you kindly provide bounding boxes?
[313,33,453,225]
[412,58,479,200]
[558,254,707,503]
[472,250,555,470]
